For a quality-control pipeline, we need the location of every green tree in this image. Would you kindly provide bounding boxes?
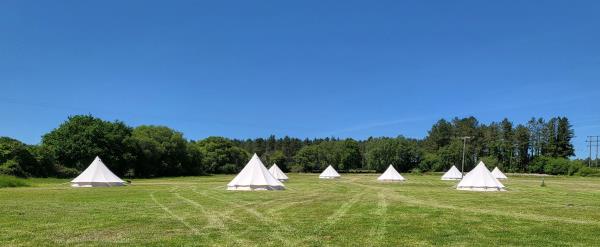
[513,124,530,171]
[528,118,545,157]
[186,142,205,175]
[292,145,321,172]
[264,150,287,171]
[126,125,190,177]
[480,156,500,170]
[0,137,40,177]
[41,115,132,175]
[192,137,249,174]
[440,140,463,170]
[418,152,442,171]
[338,139,362,170]
[555,117,575,158]
[543,118,558,157]
[424,119,453,151]
[292,139,362,172]
[364,137,421,172]
[481,123,501,162]
[499,118,514,168]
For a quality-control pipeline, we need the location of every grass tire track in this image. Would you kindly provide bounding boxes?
[192,188,299,246]
[149,192,200,235]
[301,190,366,245]
[174,192,257,246]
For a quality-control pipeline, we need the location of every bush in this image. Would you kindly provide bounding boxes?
[543,158,570,175]
[527,156,548,174]
[289,163,305,173]
[419,153,441,171]
[53,164,80,178]
[0,159,26,177]
[576,167,600,177]
[347,169,377,173]
[567,160,584,175]
[527,156,585,175]
[0,175,29,188]
[410,168,423,175]
[219,163,240,174]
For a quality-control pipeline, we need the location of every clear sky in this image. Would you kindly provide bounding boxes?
[1,1,599,158]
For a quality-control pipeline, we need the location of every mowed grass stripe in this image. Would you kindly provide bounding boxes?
[1,174,600,246]
[191,186,301,246]
[348,176,600,225]
[149,192,200,235]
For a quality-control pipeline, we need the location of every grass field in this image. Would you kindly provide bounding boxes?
[0,175,29,188]
[1,174,599,246]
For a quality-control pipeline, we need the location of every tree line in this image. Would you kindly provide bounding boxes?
[1,114,598,178]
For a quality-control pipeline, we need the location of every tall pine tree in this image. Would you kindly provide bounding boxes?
[556,117,575,158]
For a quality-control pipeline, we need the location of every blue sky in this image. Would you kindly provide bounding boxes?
[1,1,599,158]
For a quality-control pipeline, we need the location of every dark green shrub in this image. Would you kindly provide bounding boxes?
[543,158,570,175]
[219,163,240,174]
[419,153,441,171]
[527,156,548,173]
[0,159,27,177]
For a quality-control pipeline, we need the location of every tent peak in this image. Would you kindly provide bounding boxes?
[378,165,405,181]
[268,164,288,182]
[441,165,462,180]
[319,165,341,179]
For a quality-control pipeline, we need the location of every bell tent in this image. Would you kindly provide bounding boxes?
[319,165,341,179]
[441,165,463,180]
[456,161,505,191]
[71,156,126,187]
[377,165,405,182]
[227,154,285,191]
[491,167,508,180]
[268,163,289,182]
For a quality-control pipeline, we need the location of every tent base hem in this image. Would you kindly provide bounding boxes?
[457,187,506,191]
[71,182,126,187]
[227,185,285,191]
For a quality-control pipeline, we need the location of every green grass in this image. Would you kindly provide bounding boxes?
[1,174,599,246]
[0,175,29,188]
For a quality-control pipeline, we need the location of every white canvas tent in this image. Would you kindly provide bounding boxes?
[441,165,463,180]
[227,154,285,191]
[319,165,341,179]
[268,163,289,182]
[377,165,405,181]
[71,156,126,187]
[457,161,505,191]
[491,167,508,180]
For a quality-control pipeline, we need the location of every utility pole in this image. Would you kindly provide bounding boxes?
[586,136,600,167]
[596,136,599,167]
[459,136,472,175]
[587,136,592,167]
